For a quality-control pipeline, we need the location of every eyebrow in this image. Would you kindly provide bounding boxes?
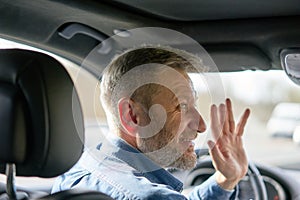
[174,90,197,103]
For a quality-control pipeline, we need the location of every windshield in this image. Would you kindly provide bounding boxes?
[83,69,300,171]
[191,70,300,170]
[74,64,300,171]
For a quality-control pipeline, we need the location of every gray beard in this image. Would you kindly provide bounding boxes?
[138,137,197,170]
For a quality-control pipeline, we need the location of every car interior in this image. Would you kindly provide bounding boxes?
[0,0,300,199]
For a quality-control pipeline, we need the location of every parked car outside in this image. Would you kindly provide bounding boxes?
[293,126,300,145]
[267,102,300,138]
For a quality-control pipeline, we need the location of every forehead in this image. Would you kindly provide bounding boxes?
[153,69,195,102]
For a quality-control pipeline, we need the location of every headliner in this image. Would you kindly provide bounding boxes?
[0,0,300,74]
[110,0,300,21]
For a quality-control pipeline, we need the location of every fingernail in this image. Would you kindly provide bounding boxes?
[219,103,225,109]
[207,140,215,149]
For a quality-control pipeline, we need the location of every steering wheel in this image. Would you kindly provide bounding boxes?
[183,149,268,200]
[248,161,268,199]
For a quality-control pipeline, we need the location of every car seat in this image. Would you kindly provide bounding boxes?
[0,49,113,200]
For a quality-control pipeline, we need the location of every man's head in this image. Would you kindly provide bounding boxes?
[100,46,206,169]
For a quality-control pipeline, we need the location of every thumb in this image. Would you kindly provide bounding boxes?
[207,140,223,167]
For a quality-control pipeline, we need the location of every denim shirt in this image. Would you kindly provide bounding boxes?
[51,134,237,200]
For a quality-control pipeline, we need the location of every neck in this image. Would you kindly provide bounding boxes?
[118,130,138,149]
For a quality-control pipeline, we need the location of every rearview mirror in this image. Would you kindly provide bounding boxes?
[281,49,300,86]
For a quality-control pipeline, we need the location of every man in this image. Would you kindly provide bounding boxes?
[52,46,250,199]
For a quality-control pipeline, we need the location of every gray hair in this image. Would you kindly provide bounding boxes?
[100,45,204,131]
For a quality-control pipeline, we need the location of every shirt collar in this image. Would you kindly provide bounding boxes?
[103,134,183,192]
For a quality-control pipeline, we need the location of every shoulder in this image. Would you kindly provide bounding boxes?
[53,146,187,200]
[53,155,187,200]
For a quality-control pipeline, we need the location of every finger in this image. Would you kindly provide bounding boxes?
[218,103,229,134]
[236,108,250,136]
[210,104,221,140]
[208,140,224,166]
[226,98,235,132]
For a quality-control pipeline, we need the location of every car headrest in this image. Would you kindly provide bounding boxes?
[0,49,84,178]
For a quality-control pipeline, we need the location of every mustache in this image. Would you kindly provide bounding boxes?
[178,132,198,142]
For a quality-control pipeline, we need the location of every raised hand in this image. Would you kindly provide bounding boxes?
[208,98,250,190]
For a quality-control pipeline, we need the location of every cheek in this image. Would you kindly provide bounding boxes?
[164,112,185,141]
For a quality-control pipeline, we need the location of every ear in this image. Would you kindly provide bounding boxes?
[118,97,139,135]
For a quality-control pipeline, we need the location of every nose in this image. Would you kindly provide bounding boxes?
[189,107,206,133]
[197,114,206,133]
